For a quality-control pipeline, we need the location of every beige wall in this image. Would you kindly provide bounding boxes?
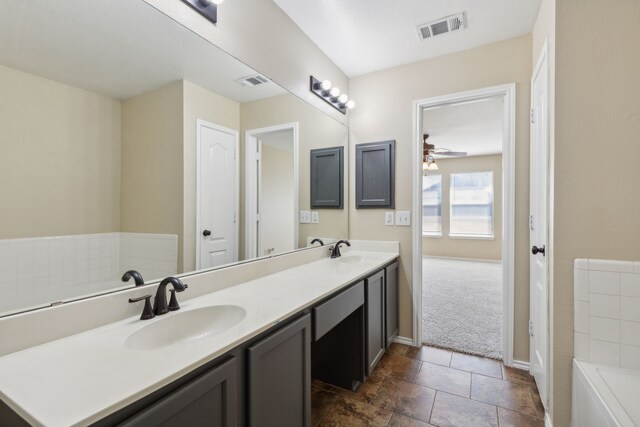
[239,94,349,258]
[531,0,557,422]
[121,81,184,269]
[349,35,532,361]
[551,1,640,426]
[0,65,121,239]
[422,155,503,261]
[144,0,349,127]
[182,80,240,272]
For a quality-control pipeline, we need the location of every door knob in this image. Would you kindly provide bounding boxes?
[202,229,211,237]
[531,245,546,256]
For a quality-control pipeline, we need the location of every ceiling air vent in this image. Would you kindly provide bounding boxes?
[235,74,270,87]
[417,12,466,41]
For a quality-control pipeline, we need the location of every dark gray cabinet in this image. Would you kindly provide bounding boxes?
[365,270,386,375]
[385,262,399,348]
[355,140,395,208]
[120,357,237,427]
[310,146,343,208]
[247,314,311,427]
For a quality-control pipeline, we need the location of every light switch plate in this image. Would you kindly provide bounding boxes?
[311,211,319,224]
[299,211,311,224]
[396,211,411,226]
[385,211,395,226]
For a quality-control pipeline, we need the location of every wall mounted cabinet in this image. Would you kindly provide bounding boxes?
[355,140,395,208]
[310,146,344,209]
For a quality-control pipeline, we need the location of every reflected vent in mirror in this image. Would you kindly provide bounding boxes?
[236,74,270,87]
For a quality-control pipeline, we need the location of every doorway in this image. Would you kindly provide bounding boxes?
[245,123,299,259]
[196,119,239,270]
[412,84,516,364]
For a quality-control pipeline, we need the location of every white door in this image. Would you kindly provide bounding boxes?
[197,120,237,269]
[530,43,549,410]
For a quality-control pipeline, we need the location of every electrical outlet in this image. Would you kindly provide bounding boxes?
[396,211,411,226]
[311,211,319,224]
[299,211,310,224]
[385,211,395,226]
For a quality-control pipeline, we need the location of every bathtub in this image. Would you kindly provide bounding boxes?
[572,359,640,427]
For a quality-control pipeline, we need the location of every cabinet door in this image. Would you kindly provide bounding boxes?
[247,314,311,427]
[366,270,386,375]
[120,357,237,427]
[385,261,399,348]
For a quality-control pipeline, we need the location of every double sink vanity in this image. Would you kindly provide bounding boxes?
[0,242,399,426]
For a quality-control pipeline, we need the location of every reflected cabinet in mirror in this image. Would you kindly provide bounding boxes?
[0,0,348,316]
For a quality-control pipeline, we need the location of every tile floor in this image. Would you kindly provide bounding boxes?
[312,343,545,426]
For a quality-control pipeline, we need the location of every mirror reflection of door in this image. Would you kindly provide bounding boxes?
[246,124,298,258]
[197,120,239,269]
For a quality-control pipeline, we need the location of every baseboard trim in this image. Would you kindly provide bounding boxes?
[393,336,415,346]
[511,359,530,371]
[544,412,552,427]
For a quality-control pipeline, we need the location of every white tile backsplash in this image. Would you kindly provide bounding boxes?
[590,340,621,366]
[588,270,621,295]
[621,296,640,322]
[0,233,178,314]
[621,321,640,346]
[574,258,640,368]
[621,345,640,370]
[589,294,621,319]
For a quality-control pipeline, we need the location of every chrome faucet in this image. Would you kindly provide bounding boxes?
[122,270,144,286]
[153,277,188,315]
[330,240,351,258]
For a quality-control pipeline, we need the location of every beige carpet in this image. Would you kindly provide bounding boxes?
[422,257,503,359]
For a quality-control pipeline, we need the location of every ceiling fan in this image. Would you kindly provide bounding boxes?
[423,133,467,171]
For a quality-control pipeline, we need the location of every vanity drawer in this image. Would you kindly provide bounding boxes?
[313,281,364,341]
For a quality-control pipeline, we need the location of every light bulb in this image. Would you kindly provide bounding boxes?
[211,0,224,5]
[345,100,355,109]
[330,87,340,97]
[321,80,331,90]
[338,94,348,103]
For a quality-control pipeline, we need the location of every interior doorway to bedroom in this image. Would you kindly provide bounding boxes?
[418,90,512,360]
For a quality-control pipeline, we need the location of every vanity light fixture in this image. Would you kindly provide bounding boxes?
[181,0,219,24]
[310,76,355,114]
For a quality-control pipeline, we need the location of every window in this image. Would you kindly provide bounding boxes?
[450,172,494,237]
[422,174,442,235]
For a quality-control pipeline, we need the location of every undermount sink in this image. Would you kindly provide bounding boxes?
[125,305,246,351]
[338,255,364,264]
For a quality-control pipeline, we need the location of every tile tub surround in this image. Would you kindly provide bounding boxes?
[0,233,177,315]
[0,245,398,426]
[573,259,640,369]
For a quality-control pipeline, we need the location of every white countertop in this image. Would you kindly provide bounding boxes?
[0,249,398,426]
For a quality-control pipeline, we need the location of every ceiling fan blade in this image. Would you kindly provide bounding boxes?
[433,151,467,156]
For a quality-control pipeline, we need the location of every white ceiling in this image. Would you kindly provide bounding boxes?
[423,97,503,157]
[272,0,542,77]
[0,0,285,101]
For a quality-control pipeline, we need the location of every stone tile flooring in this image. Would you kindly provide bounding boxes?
[312,343,545,427]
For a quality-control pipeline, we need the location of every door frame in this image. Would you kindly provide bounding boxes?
[195,119,240,270]
[529,38,551,408]
[412,83,517,366]
[245,122,299,260]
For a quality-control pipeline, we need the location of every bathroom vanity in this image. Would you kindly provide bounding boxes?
[0,246,399,426]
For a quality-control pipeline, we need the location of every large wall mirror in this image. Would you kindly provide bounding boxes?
[0,0,348,317]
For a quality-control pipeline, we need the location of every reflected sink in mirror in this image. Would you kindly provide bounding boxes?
[338,255,364,264]
[125,305,246,351]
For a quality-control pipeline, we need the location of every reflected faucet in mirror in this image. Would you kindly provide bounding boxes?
[311,238,324,246]
[121,270,145,287]
[330,240,351,258]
